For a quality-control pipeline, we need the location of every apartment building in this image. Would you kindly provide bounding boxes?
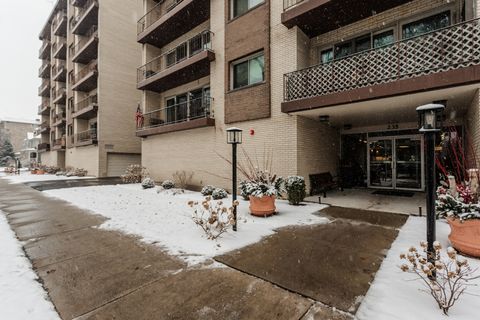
[0,119,38,154]
[38,0,142,176]
[137,0,480,192]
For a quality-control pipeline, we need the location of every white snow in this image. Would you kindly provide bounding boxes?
[1,171,93,184]
[0,212,60,320]
[356,217,480,320]
[44,184,329,265]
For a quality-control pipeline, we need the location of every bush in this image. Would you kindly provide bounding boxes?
[142,177,155,189]
[212,188,228,200]
[74,168,88,177]
[285,176,306,205]
[161,180,175,189]
[201,185,215,196]
[121,164,147,183]
[172,170,194,189]
[239,181,250,200]
[189,197,238,240]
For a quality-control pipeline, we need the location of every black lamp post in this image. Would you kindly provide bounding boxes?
[416,102,445,270]
[226,127,243,231]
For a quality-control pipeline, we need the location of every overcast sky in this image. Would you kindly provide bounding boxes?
[0,0,55,122]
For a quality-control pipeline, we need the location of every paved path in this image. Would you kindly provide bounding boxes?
[0,179,312,320]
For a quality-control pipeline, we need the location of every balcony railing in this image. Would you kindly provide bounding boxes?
[140,97,212,130]
[283,0,304,10]
[52,10,67,32]
[137,0,183,34]
[53,137,66,148]
[52,87,66,101]
[71,0,98,29]
[38,80,50,95]
[38,101,50,114]
[284,18,480,102]
[38,143,50,151]
[52,37,66,53]
[39,61,50,75]
[137,30,212,83]
[72,60,97,85]
[70,25,98,57]
[74,95,97,113]
[52,62,66,78]
[76,128,97,143]
[39,41,50,58]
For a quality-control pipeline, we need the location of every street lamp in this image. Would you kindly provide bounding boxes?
[226,127,243,231]
[416,102,445,273]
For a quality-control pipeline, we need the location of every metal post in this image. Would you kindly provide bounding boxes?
[425,131,436,275]
[232,142,237,232]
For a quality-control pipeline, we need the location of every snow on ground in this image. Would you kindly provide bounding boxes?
[356,217,480,320]
[45,184,329,265]
[1,171,93,184]
[0,212,60,320]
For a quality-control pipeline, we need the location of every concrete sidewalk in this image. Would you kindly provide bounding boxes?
[0,179,313,320]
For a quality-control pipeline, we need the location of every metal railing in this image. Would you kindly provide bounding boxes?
[140,96,212,130]
[52,62,66,77]
[137,0,183,34]
[39,41,50,57]
[52,37,66,55]
[137,30,212,83]
[39,79,50,94]
[38,101,50,114]
[52,87,66,101]
[283,0,304,10]
[53,137,66,147]
[72,60,97,85]
[75,128,97,142]
[74,95,97,112]
[70,25,98,57]
[39,61,50,75]
[38,143,50,151]
[284,18,480,102]
[71,0,98,29]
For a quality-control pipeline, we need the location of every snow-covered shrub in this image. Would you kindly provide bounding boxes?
[212,188,228,200]
[399,242,478,315]
[172,170,194,189]
[74,168,87,177]
[141,177,155,189]
[161,180,175,189]
[243,170,284,198]
[55,171,65,176]
[239,181,250,200]
[201,185,215,196]
[285,176,306,205]
[121,164,147,183]
[189,197,238,240]
[436,181,480,221]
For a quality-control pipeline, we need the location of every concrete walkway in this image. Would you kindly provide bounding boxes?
[0,179,313,320]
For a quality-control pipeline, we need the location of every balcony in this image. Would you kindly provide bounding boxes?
[71,0,87,7]
[72,95,98,119]
[71,0,98,36]
[38,79,50,97]
[137,31,214,93]
[39,41,51,59]
[52,10,67,37]
[52,137,66,150]
[37,143,50,152]
[137,97,214,137]
[282,18,480,113]
[39,122,50,134]
[74,128,97,147]
[52,87,67,105]
[52,63,67,82]
[282,0,413,37]
[39,61,51,78]
[137,0,210,48]
[52,37,67,59]
[52,112,66,127]
[38,101,50,116]
[72,61,98,92]
[71,25,98,64]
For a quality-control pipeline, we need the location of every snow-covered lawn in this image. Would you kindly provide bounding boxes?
[356,217,480,320]
[1,171,93,184]
[0,212,60,320]
[45,184,328,265]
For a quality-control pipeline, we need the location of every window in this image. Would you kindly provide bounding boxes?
[232,0,264,18]
[354,35,371,53]
[373,30,394,48]
[402,11,450,39]
[320,49,333,64]
[232,52,264,89]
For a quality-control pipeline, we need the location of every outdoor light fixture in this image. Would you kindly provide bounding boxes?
[416,102,445,278]
[226,127,243,231]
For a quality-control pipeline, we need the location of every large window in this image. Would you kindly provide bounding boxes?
[232,0,264,18]
[402,11,450,39]
[232,52,265,89]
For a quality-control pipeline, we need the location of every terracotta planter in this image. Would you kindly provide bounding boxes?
[31,169,37,174]
[447,217,480,257]
[249,195,276,217]
[36,170,45,175]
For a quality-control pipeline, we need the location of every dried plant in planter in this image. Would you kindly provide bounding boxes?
[121,164,148,183]
[400,241,479,315]
[173,170,194,189]
[188,197,238,240]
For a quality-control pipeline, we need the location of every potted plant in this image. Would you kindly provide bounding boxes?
[243,169,284,217]
[436,178,480,257]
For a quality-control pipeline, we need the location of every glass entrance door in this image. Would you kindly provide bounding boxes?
[368,135,424,190]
